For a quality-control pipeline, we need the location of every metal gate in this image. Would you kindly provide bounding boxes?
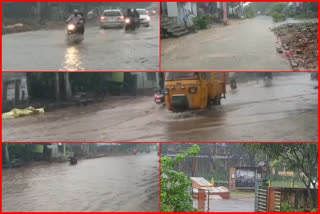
[257,187,268,212]
[274,191,281,212]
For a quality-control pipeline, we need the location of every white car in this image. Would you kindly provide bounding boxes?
[100,9,124,28]
[137,9,151,27]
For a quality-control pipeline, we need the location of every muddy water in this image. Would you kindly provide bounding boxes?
[2,17,159,71]
[2,73,318,142]
[2,152,159,212]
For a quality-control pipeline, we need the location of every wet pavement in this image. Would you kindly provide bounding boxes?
[193,193,254,212]
[2,152,159,212]
[2,18,159,71]
[161,16,315,71]
[2,73,318,142]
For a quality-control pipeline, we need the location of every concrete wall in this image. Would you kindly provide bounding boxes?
[164,2,197,26]
[134,73,159,90]
[2,73,29,112]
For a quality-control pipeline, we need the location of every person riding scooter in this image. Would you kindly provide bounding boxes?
[66,10,85,35]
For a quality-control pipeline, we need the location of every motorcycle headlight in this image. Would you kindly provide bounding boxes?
[164,89,169,95]
[125,18,130,24]
[189,87,197,94]
[67,24,75,31]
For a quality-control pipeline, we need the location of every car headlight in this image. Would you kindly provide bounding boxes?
[189,87,197,94]
[67,24,75,31]
[164,89,169,95]
[146,16,151,21]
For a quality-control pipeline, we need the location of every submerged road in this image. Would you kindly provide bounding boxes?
[2,73,318,142]
[161,16,316,71]
[2,17,159,71]
[2,152,159,212]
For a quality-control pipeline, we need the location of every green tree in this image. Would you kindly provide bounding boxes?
[243,4,255,18]
[161,144,200,212]
[242,143,318,207]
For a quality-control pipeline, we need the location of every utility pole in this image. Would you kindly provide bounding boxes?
[36,2,41,24]
[4,143,10,164]
[55,73,60,102]
[64,73,72,100]
[223,2,228,25]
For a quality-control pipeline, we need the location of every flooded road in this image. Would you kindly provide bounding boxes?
[2,17,159,71]
[161,16,315,71]
[2,73,318,142]
[2,152,159,212]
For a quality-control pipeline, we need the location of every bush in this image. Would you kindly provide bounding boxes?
[281,203,304,212]
[243,5,255,18]
[193,15,211,29]
[272,11,286,22]
[161,144,200,212]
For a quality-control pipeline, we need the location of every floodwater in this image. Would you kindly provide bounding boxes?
[2,73,318,142]
[2,152,159,212]
[2,17,159,71]
[161,16,312,71]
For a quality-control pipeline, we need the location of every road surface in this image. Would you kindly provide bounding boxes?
[2,18,159,71]
[161,16,306,71]
[2,152,159,212]
[193,193,254,212]
[2,73,318,142]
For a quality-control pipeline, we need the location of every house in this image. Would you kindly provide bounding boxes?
[161,2,197,37]
[2,73,29,112]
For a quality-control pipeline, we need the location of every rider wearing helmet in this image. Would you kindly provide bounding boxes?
[66,9,85,34]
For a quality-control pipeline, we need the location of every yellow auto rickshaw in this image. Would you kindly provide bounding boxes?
[164,72,226,111]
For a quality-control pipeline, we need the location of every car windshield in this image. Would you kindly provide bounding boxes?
[137,10,147,15]
[103,11,121,17]
[165,72,199,81]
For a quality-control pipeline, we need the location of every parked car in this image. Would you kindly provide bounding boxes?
[100,9,124,29]
[137,9,151,27]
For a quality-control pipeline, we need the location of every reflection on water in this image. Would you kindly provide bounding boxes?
[61,46,84,71]
[2,152,159,212]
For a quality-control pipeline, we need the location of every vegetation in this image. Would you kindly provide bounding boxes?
[270,3,287,22]
[242,143,318,207]
[193,15,211,29]
[161,144,200,212]
[243,4,255,18]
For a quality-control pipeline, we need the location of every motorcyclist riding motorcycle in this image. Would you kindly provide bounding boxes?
[125,8,137,31]
[66,10,85,35]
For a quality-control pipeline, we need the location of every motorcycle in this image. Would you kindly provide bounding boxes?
[311,73,318,80]
[124,17,138,31]
[263,73,273,87]
[154,90,165,105]
[66,20,84,43]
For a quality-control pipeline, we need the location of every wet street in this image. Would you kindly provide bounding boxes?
[2,73,318,142]
[193,193,254,212]
[2,152,159,212]
[2,17,159,71]
[161,16,316,71]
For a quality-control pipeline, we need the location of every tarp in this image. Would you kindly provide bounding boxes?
[2,106,44,120]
